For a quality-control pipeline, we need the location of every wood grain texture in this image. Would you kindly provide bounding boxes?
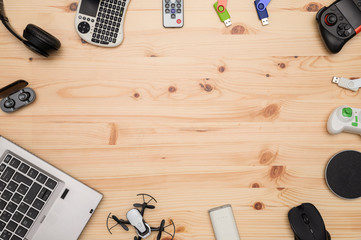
[1,0,361,239]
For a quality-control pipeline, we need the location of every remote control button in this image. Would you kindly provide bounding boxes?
[176,0,181,2]
[171,9,176,14]
[177,4,181,8]
[78,16,82,19]
[78,22,90,34]
[342,107,353,117]
[166,0,170,2]
[177,9,181,13]
[4,99,15,108]
[337,23,352,37]
[325,14,337,26]
[165,9,170,13]
[177,19,182,24]
[165,3,169,8]
[171,3,175,8]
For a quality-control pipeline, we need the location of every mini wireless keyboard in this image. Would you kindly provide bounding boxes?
[75,0,130,47]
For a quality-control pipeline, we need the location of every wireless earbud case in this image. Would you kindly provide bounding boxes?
[0,80,36,113]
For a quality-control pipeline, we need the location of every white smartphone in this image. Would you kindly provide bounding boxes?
[209,204,241,240]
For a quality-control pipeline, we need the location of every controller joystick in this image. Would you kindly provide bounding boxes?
[316,0,361,53]
[327,105,361,135]
[325,13,337,26]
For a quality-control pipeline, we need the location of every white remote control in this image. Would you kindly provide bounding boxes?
[209,205,241,240]
[75,0,130,47]
[163,0,184,28]
[327,105,361,135]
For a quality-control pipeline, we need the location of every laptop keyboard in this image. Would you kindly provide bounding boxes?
[0,154,57,240]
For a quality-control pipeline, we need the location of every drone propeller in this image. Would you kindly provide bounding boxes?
[133,203,155,209]
[111,215,129,231]
[157,219,165,240]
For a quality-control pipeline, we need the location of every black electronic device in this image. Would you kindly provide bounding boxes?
[316,0,361,53]
[288,203,331,240]
[0,80,36,113]
[326,150,361,199]
[106,193,176,240]
[0,0,61,57]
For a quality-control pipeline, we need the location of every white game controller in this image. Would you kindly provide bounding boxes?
[327,105,361,135]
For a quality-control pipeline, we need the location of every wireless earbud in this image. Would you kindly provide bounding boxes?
[4,98,15,108]
[18,91,30,101]
[0,1,61,57]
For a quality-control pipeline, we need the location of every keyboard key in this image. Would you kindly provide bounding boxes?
[20,217,33,229]
[32,199,44,211]
[0,229,12,240]
[12,212,23,223]
[10,235,21,240]
[0,211,11,222]
[6,220,17,232]
[26,208,39,220]
[18,163,30,174]
[36,174,47,184]
[38,188,51,202]
[11,193,22,204]
[15,225,27,237]
[1,167,15,182]
[1,190,13,201]
[0,164,6,172]
[7,181,18,192]
[0,199,6,210]
[18,203,29,214]
[27,169,39,179]
[0,220,5,231]
[9,158,20,169]
[4,155,11,163]
[17,184,28,195]
[6,202,17,213]
[13,172,32,186]
[24,183,41,205]
[0,180,6,191]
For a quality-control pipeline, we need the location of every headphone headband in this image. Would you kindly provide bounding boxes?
[0,0,24,42]
[0,0,6,20]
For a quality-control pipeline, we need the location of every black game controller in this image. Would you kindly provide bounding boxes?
[316,0,361,53]
[0,80,36,113]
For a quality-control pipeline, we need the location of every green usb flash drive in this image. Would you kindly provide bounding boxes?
[214,2,232,27]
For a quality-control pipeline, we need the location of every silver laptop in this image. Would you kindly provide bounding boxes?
[0,136,102,240]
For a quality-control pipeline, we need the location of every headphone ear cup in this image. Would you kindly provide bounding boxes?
[23,24,61,57]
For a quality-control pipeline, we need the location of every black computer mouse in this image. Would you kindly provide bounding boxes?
[288,203,331,240]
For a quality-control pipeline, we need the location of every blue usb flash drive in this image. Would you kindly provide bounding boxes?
[254,0,271,26]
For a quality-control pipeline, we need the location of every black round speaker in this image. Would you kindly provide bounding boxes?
[325,150,361,199]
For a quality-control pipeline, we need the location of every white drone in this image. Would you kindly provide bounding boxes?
[106,194,176,240]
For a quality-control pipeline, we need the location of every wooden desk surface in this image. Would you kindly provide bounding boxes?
[1,0,361,239]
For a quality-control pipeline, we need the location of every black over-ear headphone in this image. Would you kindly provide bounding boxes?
[0,0,61,57]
